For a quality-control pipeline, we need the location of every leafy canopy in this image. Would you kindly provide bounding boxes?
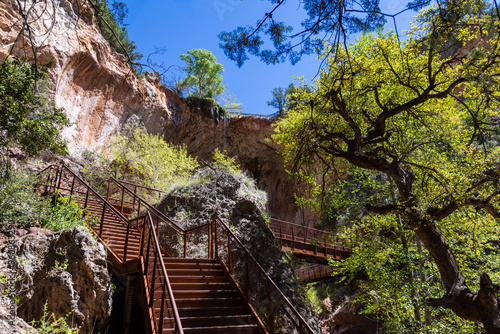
[179,49,225,99]
[83,124,199,193]
[218,0,431,66]
[273,0,500,329]
[0,57,70,156]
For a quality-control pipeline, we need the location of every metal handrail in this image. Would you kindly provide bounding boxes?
[213,217,316,334]
[146,211,184,334]
[269,218,350,251]
[109,177,184,233]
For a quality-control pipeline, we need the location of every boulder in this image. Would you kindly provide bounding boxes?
[1,226,112,333]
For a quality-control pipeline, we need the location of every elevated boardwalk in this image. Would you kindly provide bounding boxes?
[268,218,351,265]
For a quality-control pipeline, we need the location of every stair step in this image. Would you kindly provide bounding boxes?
[175,297,244,307]
[176,306,248,317]
[182,324,258,333]
[170,282,232,290]
[155,289,238,299]
[180,314,254,327]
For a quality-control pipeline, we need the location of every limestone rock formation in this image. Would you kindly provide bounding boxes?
[7,226,112,333]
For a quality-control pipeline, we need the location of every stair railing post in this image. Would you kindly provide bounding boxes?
[214,219,218,259]
[99,204,106,238]
[106,179,111,202]
[183,233,187,258]
[149,249,158,308]
[120,186,125,214]
[304,226,307,244]
[84,187,89,210]
[159,281,166,334]
[56,165,63,191]
[291,225,295,251]
[228,235,232,275]
[124,220,130,262]
[70,175,75,196]
[279,220,282,248]
[132,185,137,213]
[208,221,213,259]
[145,226,152,273]
[139,217,145,257]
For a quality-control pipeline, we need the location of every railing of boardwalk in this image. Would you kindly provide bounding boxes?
[212,217,315,333]
[269,218,351,260]
[36,165,183,334]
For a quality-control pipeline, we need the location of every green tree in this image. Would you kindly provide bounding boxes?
[0,57,69,157]
[267,83,312,115]
[179,49,225,98]
[273,1,500,331]
[267,87,286,115]
[90,0,143,65]
[83,124,199,194]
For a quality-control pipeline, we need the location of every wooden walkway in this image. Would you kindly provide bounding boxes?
[268,218,351,265]
[36,165,316,334]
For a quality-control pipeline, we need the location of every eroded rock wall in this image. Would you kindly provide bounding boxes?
[0,0,173,152]
[0,0,311,222]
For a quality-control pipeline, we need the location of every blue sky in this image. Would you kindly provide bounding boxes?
[122,0,415,115]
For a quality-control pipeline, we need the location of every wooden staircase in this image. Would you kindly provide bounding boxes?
[36,165,317,334]
[160,258,259,333]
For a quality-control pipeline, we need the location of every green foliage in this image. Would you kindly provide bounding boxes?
[179,49,225,98]
[42,195,92,231]
[0,57,69,156]
[267,83,312,115]
[335,212,491,333]
[83,124,199,193]
[0,169,50,230]
[218,0,393,66]
[92,0,142,65]
[30,302,78,334]
[273,1,500,329]
[212,148,241,174]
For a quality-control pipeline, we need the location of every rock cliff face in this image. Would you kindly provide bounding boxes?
[0,0,310,222]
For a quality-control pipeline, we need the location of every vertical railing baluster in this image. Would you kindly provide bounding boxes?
[150,249,158,307]
[159,281,166,334]
[124,220,130,262]
[214,219,218,259]
[99,204,106,237]
[120,186,125,214]
[183,233,187,258]
[228,235,232,275]
[70,175,75,196]
[106,179,111,201]
[208,222,212,258]
[145,226,152,273]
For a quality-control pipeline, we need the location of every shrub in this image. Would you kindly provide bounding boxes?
[0,169,50,231]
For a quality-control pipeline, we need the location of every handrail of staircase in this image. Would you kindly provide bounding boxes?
[58,165,131,223]
[144,211,184,334]
[108,177,184,233]
[213,217,316,334]
[113,179,166,193]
